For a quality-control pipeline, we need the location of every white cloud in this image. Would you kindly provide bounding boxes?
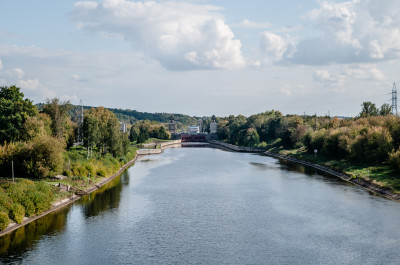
[313,70,335,83]
[239,19,271,29]
[5,68,24,79]
[272,0,400,65]
[342,64,385,80]
[260,31,293,62]
[72,0,245,70]
[0,59,3,71]
[17,79,56,99]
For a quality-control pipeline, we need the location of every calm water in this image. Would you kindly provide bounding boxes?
[1,147,400,264]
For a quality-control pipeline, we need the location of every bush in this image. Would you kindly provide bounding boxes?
[0,212,9,231]
[9,203,25,224]
[20,135,65,178]
[389,149,400,170]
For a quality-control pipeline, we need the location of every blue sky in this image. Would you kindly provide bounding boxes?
[1,0,399,117]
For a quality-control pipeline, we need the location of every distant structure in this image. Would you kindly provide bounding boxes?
[77,99,84,143]
[210,115,217,134]
[188,126,200,134]
[168,115,177,134]
[120,122,127,133]
[197,119,203,132]
[392,83,398,115]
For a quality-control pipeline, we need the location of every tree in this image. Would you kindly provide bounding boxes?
[0,86,38,143]
[83,107,123,156]
[42,98,74,143]
[360,101,378,117]
[380,103,392,116]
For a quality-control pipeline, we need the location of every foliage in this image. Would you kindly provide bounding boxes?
[0,86,38,144]
[359,101,378,117]
[216,105,400,168]
[19,136,65,178]
[83,107,126,157]
[131,120,170,143]
[9,203,25,224]
[0,212,9,231]
[42,98,75,149]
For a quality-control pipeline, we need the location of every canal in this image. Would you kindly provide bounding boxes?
[1,147,400,264]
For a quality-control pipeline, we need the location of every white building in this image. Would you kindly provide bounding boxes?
[210,121,217,134]
[188,126,200,134]
[120,123,127,133]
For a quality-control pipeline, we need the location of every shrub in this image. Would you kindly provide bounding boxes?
[21,200,35,217]
[9,203,25,224]
[0,212,9,231]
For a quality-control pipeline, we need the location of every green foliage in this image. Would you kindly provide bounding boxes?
[380,103,392,116]
[131,121,170,143]
[9,203,25,224]
[0,86,38,144]
[0,212,9,231]
[216,108,400,168]
[16,135,65,178]
[42,98,74,142]
[360,101,379,117]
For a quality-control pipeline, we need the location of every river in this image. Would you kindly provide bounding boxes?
[1,147,400,264]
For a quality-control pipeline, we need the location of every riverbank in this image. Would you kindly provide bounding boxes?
[209,140,400,202]
[0,140,181,238]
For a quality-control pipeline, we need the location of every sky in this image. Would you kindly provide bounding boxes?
[0,0,399,117]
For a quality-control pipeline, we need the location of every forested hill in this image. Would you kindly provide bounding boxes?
[36,103,200,126]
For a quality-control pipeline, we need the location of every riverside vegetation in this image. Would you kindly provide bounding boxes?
[0,86,170,231]
[215,103,400,192]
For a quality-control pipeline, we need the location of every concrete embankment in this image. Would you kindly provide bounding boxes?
[209,140,400,202]
[0,140,182,237]
[136,140,181,155]
[208,140,266,153]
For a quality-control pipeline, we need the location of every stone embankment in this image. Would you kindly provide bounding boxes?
[208,140,266,153]
[264,151,400,202]
[209,140,400,202]
[136,140,181,155]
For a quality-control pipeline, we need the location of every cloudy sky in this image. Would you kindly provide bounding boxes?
[1,0,399,117]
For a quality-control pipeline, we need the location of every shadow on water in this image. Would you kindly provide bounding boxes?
[0,206,70,261]
[0,170,130,261]
[80,170,129,218]
[275,157,351,186]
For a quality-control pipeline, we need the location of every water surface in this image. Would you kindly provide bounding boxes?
[1,148,400,264]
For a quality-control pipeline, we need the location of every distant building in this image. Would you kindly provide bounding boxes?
[210,122,217,134]
[197,119,203,132]
[188,126,200,134]
[168,115,177,134]
[120,123,127,133]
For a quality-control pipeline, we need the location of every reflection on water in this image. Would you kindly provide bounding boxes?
[0,170,129,260]
[0,206,69,261]
[0,148,400,264]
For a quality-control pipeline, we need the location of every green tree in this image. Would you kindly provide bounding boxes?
[0,86,38,143]
[42,98,74,145]
[380,103,392,116]
[360,101,378,117]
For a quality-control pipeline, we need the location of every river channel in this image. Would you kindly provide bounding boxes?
[1,147,400,264]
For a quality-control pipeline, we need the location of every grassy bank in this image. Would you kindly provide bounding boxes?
[266,143,400,193]
[0,144,138,232]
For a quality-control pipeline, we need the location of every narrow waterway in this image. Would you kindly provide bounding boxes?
[1,147,400,264]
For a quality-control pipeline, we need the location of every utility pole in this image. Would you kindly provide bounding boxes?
[315,113,317,130]
[12,160,14,183]
[392,83,398,115]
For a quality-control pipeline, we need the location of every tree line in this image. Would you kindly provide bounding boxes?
[0,86,170,179]
[216,103,400,169]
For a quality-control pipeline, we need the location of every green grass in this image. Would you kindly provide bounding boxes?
[266,144,400,192]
